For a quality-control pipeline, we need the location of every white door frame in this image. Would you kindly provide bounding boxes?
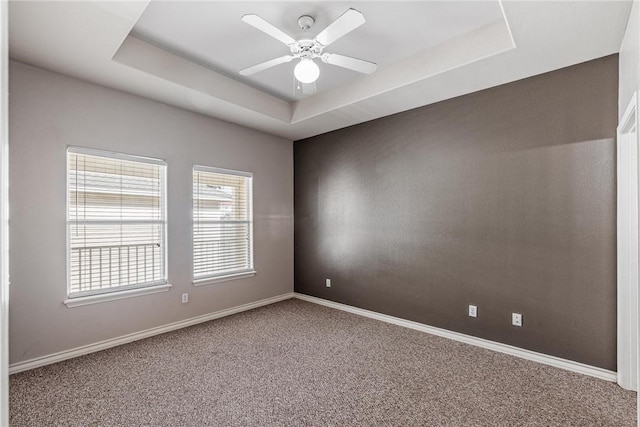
[0,0,8,424]
[618,92,639,392]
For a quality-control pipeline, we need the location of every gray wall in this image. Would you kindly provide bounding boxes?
[294,55,618,370]
[619,0,639,120]
[9,61,293,364]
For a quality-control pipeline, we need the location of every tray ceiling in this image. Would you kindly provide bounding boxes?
[131,1,504,102]
[8,1,633,140]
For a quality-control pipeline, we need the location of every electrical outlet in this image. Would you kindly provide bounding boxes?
[512,313,522,327]
[181,293,189,303]
[468,305,477,317]
[326,278,331,288]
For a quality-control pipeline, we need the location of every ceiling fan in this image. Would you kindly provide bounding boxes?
[239,9,377,93]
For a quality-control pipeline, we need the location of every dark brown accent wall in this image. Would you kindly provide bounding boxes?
[294,54,618,370]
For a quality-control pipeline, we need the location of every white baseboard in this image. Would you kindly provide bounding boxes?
[9,292,295,374]
[10,291,617,383]
[294,293,617,382]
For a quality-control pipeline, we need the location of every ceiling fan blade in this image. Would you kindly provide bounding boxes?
[314,8,365,47]
[241,14,296,46]
[239,55,293,76]
[322,53,377,74]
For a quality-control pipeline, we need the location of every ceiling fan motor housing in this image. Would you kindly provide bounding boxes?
[291,39,323,60]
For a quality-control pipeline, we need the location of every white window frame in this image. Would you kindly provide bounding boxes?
[192,165,256,286]
[64,147,171,307]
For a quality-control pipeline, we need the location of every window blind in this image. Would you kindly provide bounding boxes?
[193,166,253,281]
[67,148,167,297]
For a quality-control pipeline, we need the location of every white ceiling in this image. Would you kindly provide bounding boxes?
[131,1,503,102]
[8,1,633,141]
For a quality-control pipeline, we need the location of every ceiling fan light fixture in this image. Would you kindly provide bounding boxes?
[294,59,320,84]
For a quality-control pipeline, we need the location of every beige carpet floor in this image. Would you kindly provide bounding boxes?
[9,299,637,426]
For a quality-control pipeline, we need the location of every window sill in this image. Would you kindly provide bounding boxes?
[64,283,173,308]
[192,270,257,287]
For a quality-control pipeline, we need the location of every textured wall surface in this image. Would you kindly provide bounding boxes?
[294,55,618,370]
[9,61,293,364]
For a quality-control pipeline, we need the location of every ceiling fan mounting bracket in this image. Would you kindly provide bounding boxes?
[297,15,315,31]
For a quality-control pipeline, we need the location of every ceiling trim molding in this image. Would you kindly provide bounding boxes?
[291,18,515,124]
[113,36,292,123]
[113,11,514,127]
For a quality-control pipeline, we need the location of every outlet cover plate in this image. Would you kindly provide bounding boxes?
[468,305,477,317]
[512,313,522,326]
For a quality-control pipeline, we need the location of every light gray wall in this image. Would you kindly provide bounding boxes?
[8,61,293,364]
[619,0,639,119]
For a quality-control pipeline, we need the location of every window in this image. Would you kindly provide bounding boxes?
[67,147,167,300]
[192,166,255,284]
